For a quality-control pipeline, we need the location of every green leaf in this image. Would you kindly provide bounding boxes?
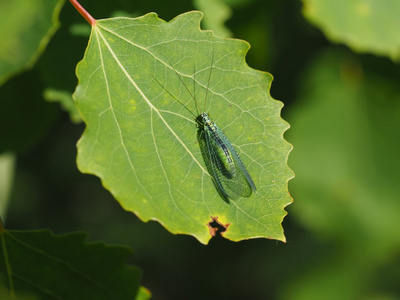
[74,11,293,244]
[0,0,64,85]
[0,229,142,300]
[302,0,400,60]
[135,286,152,300]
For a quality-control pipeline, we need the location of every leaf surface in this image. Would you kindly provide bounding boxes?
[74,11,293,244]
[0,229,141,299]
[302,0,400,60]
[0,0,64,85]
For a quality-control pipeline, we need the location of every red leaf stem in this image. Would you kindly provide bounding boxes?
[69,0,96,25]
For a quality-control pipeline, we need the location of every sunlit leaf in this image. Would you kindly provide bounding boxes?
[74,11,293,244]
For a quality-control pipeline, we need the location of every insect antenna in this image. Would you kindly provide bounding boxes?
[152,75,197,119]
[193,65,198,115]
[170,63,201,116]
[203,53,214,113]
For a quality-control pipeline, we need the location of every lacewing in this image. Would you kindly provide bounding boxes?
[155,54,256,200]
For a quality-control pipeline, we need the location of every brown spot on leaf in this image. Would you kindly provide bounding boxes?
[207,216,230,237]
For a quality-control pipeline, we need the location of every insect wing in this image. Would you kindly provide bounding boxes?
[201,125,255,200]
[222,131,257,192]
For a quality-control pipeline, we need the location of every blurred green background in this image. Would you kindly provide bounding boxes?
[1,0,400,299]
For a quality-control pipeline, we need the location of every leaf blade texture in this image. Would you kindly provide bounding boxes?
[74,12,293,244]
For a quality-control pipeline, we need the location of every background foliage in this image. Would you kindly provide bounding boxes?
[1,0,399,299]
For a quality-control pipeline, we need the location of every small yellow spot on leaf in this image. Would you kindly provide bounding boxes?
[355,1,370,17]
[129,99,137,113]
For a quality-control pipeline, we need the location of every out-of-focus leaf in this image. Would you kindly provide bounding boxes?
[302,0,400,60]
[74,11,293,244]
[0,0,65,85]
[285,50,400,299]
[135,286,152,300]
[69,23,92,37]
[0,71,58,154]
[44,88,82,123]
[193,0,232,37]
[222,0,256,7]
[0,153,16,220]
[0,229,142,300]
[0,281,38,300]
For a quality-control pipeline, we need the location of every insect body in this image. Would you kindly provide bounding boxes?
[196,112,256,200]
[156,55,257,200]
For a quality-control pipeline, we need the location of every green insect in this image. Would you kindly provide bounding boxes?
[156,55,256,201]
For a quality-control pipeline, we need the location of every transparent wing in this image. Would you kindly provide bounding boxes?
[218,128,257,192]
[198,126,255,200]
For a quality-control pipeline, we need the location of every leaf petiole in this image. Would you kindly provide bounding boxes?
[69,0,96,26]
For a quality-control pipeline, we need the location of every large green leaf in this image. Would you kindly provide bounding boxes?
[0,0,64,85]
[74,11,293,244]
[0,229,142,299]
[302,0,400,60]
